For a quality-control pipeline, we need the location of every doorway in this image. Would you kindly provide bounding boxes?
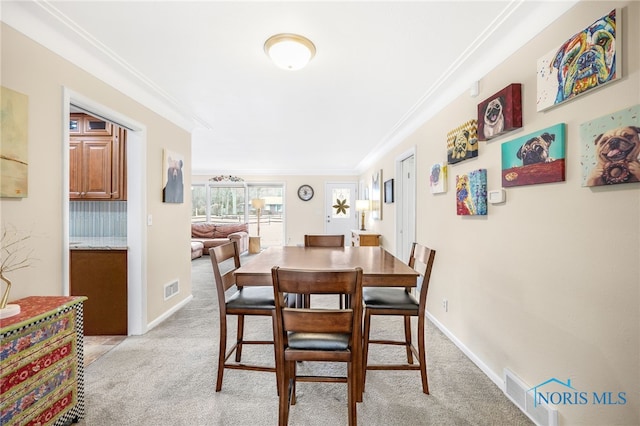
[63,88,147,335]
[396,149,416,261]
[324,182,358,244]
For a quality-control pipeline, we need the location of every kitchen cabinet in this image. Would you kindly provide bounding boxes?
[70,249,128,335]
[69,113,126,200]
[351,230,381,247]
[0,296,86,425]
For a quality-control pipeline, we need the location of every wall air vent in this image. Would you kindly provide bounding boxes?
[164,280,179,300]
[504,368,557,426]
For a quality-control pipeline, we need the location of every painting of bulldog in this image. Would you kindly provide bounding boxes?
[501,124,566,187]
[580,105,640,187]
[537,8,619,112]
[477,83,522,141]
[446,119,478,164]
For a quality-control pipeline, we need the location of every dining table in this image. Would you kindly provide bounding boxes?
[235,245,419,287]
[234,245,419,403]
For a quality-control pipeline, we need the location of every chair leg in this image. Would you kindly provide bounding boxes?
[404,316,414,364]
[362,309,371,392]
[278,360,292,426]
[216,317,227,392]
[235,314,245,362]
[417,314,429,394]
[347,361,357,426]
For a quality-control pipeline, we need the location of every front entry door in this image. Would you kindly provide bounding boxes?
[324,182,358,245]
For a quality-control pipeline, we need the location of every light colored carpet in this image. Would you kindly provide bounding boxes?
[78,255,532,425]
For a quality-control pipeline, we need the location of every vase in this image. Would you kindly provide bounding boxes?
[0,274,20,318]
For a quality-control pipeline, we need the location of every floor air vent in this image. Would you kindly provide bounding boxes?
[504,369,557,426]
[164,280,179,300]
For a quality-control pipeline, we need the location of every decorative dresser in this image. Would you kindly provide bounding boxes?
[1,296,87,425]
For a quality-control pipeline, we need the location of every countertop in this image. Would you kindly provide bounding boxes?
[69,237,128,250]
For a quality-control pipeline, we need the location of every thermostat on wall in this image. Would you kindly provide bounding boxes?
[488,189,506,204]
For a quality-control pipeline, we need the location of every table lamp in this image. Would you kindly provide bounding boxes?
[355,200,370,231]
[251,198,266,236]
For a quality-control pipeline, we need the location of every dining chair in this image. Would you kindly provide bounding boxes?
[303,234,345,247]
[303,234,346,308]
[209,241,277,392]
[362,242,436,394]
[271,266,363,426]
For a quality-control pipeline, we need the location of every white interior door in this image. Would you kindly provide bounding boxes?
[324,182,358,245]
[396,152,416,261]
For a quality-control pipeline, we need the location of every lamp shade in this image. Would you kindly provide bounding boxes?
[264,33,316,71]
[251,198,266,209]
[355,200,370,211]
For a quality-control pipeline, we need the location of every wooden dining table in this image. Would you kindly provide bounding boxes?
[235,245,419,287]
[234,245,419,403]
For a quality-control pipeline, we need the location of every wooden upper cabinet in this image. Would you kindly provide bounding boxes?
[69,113,126,200]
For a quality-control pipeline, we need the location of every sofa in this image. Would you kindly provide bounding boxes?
[191,222,249,257]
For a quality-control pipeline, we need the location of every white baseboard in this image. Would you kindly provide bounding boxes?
[146,294,193,331]
[426,310,504,391]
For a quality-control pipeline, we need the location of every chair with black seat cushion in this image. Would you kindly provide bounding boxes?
[271,266,363,426]
[362,242,436,394]
[210,241,277,392]
[304,234,345,247]
[303,234,346,308]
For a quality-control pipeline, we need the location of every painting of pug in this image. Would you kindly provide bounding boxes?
[501,124,566,187]
[537,8,618,112]
[447,119,478,164]
[580,105,640,187]
[477,84,522,141]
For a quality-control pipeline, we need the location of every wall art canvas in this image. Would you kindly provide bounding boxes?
[477,83,522,141]
[501,123,566,187]
[447,119,478,164]
[580,104,640,187]
[162,149,185,203]
[536,8,620,112]
[384,179,394,203]
[1,86,29,198]
[429,162,447,194]
[456,169,487,216]
[371,169,382,220]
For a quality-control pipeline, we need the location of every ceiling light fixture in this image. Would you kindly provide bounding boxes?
[264,33,316,71]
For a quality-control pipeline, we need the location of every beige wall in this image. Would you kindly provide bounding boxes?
[362,2,639,424]
[1,24,193,328]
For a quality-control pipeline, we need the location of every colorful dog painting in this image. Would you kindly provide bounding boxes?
[456,169,487,216]
[537,8,619,112]
[447,119,478,164]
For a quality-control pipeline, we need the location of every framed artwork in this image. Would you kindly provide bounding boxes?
[477,83,522,141]
[1,86,29,198]
[580,104,640,187]
[162,149,185,203]
[430,162,447,194]
[447,119,478,164]
[371,169,382,220]
[456,169,487,216]
[537,8,620,112]
[384,179,394,203]
[501,123,566,187]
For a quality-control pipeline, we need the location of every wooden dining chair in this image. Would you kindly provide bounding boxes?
[303,234,347,308]
[209,241,277,392]
[271,266,363,426]
[304,234,345,247]
[362,242,436,394]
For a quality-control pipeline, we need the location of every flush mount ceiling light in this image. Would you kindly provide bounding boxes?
[264,33,316,71]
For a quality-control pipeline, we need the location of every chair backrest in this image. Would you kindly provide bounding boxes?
[408,242,436,311]
[209,241,242,310]
[304,234,345,247]
[271,267,363,355]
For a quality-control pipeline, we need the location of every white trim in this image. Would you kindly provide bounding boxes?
[147,295,193,331]
[63,87,148,336]
[426,311,504,389]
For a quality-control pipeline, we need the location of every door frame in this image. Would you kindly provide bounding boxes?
[62,87,148,335]
[395,147,416,261]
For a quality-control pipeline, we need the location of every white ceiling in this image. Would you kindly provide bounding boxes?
[2,1,577,175]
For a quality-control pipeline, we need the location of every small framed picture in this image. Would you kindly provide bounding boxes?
[384,179,394,203]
